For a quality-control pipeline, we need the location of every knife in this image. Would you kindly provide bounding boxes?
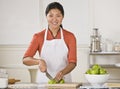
[45,71,54,80]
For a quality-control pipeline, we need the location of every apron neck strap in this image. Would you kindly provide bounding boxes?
[44,27,63,41]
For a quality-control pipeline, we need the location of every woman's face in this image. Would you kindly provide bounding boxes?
[46,9,63,30]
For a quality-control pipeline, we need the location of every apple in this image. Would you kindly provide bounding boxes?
[99,68,107,74]
[85,64,108,75]
[59,79,65,84]
[90,69,99,74]
[48,79,65,84]
[48,79,57,84]
[86,69,92,74]
[92,64,101,70]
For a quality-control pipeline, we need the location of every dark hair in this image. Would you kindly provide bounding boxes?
[45,2,64,17]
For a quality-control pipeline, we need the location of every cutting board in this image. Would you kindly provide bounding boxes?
[105,83,120,88]
[8,82,82,89]
[45,82,82,88]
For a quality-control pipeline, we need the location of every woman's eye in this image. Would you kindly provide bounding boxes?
[48,14,62,18]
[57,15,61,17]
[49,15,53,17]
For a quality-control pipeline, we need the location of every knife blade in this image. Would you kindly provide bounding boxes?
[46,71,54,80]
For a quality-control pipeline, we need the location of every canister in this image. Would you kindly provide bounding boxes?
[0,69,8,88]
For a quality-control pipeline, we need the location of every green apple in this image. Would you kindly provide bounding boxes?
[48,79,65,84]
[99,68,107,74]
[48,79,57,84]
[85,64,108,75]
[59,79,65,84]
[92,64,101,70]
[90,69,99,74]
[86,69,92,74]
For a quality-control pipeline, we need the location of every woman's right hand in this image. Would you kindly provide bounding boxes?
[39,59,47,72]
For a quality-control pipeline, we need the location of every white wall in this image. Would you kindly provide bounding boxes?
[90,0,120,43]
[0,0,41,44]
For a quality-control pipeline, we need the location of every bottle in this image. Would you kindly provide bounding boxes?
[0,69,8,88]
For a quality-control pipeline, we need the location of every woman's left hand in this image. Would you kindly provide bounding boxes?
[54,71,64,82]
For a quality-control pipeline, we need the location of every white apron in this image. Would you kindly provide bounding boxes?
[36,28,71,83]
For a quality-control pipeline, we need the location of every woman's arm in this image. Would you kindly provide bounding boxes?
[61,62,76,75]
[23,57,39,66]
[55,62,76,81]
[23,57,47,72]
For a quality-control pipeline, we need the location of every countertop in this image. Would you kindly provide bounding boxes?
[7,82,120,89]
[7,82,82,89]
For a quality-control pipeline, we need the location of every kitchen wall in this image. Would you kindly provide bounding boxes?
[0,0,120,83]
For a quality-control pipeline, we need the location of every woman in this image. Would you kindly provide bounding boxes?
[23,2,77,83]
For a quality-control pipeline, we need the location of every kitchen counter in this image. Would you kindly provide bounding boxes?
[7,82,82,89]
[7,82,120,89]
[80,82,120,89]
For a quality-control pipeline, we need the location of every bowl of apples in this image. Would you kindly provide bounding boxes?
[85,64,109,87]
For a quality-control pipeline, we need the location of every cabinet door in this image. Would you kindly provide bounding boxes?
[90,0,120,42]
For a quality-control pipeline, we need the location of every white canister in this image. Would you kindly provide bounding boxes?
[0,69,8,88]
[106,39,113,52]
[0,78,8,88]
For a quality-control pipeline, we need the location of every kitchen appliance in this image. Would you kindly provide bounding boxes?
[90,28,101,52]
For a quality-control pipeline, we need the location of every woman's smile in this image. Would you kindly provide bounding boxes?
[46,9,63,29]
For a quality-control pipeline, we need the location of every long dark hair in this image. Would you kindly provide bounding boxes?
[45,2,64,28]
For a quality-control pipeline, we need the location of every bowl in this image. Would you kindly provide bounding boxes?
[85,74,110,86]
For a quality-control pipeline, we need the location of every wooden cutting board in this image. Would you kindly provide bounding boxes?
[8,82,82,89]
[105,83,120,88]
[45,82,82,88]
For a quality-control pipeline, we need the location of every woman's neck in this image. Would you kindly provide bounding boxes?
[49,27,60,38]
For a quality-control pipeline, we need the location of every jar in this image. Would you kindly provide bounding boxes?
[105,39,113,52]
[113,42,120,52]
[0,69,8,88]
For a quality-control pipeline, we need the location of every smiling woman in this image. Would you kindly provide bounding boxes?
[23,1,77,83]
